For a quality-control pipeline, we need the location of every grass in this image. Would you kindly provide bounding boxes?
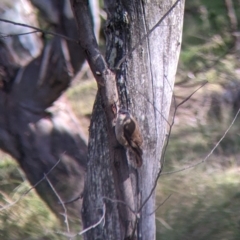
[156,168,240,240]
[0,156,70,240]
[155,101,240,240]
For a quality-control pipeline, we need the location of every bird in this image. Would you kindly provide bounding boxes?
[115,108,143,167]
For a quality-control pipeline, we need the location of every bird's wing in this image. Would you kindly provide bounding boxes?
[124,119,143,156]
[123,118,135,146]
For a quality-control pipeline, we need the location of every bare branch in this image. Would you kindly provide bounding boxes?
[55,203,106,238]
[0,30,39,38]
[147,194,172,216]
[45,174,70,239]
[78,203,106,236]
[0,18,77,43]
[61,193,83,205]
[176,81,208,108]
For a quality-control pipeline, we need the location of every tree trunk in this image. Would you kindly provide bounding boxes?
[71,0,185,239]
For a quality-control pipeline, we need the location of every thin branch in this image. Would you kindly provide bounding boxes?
[78,203,106,236]
[176,80,209,88]
[0,31,39,38]
[61,193,83,205]
[148,194,172,216]
[162,107,240,175]
[44,174,70,239]
[0,18,77,43]
[115,0,181,69]
[0,158,61,211]
[176,81,208,108]
[55,203,106,238]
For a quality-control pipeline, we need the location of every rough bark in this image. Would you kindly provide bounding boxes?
[71,0,185,239]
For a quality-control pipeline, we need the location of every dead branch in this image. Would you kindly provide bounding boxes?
[0,18,77,43]
[45,174,71,239]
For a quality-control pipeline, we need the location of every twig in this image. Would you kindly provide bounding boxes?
[0,18,77,43]
[0,31,39,38]
[55,203,106,238]
[176,81,208,109]
[162,107,240,175]
[44,174,70,239]
[0,158,61,211]
[115,0,181,69]
[78,203,106,236]
[148,194,172,216]
[61,193,83,205]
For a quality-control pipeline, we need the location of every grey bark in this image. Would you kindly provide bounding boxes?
[71,0,185,239]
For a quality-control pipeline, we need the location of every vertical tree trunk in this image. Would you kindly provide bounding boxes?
[120,2,185,239]
[71,0,185,239]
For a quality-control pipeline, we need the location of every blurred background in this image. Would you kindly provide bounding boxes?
[1,0,240,239]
